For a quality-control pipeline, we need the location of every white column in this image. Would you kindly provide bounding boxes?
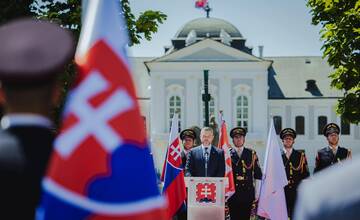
[186,75,199,128]
[252,72,268,138]
[150,75,165,134]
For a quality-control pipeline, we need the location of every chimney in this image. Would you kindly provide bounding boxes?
[258,45,264,58]
[164,46,171,54]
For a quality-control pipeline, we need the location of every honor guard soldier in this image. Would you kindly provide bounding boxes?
[280,128,310,219]
[314,123,352,173]
[0,18,74,219]
[228,127,262,220]
[177,129,196,220]
[180,128,196,166]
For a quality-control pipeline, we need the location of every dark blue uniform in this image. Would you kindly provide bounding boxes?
[228,147,262,220]
[314,146,351,173]
[282,149,310,219]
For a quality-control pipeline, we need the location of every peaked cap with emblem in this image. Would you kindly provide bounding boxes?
[0,18,74,84]
[180,128,196,140]
[280,128,297,139]
[230,126,247,138]
[323,123,340,136]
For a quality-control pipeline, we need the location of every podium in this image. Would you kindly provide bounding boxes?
[185,177,226,220]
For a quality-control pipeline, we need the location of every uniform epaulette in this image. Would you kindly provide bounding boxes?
[347,149,352,159]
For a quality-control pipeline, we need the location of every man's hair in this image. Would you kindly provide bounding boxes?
[201,127,214,136]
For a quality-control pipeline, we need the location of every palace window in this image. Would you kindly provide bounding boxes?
[318,116,327,135]
[273,116,282,134]
[236,95,249,130]
[168,95,181,131]
[167,84,184,132]
[295,116,305,135]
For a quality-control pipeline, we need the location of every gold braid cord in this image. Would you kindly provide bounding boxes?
[289,153,306,173]
[242,150,257,170]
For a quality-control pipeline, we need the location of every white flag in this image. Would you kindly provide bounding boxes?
[257,119,288,220]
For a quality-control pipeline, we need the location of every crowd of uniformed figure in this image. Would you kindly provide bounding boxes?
[176,122,351,220]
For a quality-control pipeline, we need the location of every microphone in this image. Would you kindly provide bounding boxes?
[204,148,209,177]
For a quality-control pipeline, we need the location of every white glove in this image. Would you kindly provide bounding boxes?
[255,179,261,201]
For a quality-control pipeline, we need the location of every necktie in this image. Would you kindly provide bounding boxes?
[204,147,209,159]
[286,150,291,159]
[204,147,209,177]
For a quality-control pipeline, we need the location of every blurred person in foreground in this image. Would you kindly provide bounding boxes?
[294,155,360,220]
[0,18,74,219]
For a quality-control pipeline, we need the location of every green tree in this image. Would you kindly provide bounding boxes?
[33,0,167,45]
[0,0,167,127]
[307,0,360,123]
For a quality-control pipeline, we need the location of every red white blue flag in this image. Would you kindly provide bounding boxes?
[195,0,208,8]
[161,114,186,218]
[218,113,235,200]
[38,0,167,219]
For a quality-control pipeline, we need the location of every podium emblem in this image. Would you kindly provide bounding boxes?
[196,183,216,203]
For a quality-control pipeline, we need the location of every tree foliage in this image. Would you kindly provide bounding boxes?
[33,0,167,45]
[0,0,167,126]
[307,0,360,123]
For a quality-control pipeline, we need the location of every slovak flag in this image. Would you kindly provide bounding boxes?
[217,113,235,200]
[195,0,208,8]
[38,0,167,219]
[161,114,186,218]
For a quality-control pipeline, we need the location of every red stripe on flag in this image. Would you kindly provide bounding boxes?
[218,119,235,200]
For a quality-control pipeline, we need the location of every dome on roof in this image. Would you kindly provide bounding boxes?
[175,17,242,38]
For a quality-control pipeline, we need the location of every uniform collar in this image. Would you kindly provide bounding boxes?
[234,146,244,156]
[1,113,53,129]
[283,147,293,154]
[328,145,339,154]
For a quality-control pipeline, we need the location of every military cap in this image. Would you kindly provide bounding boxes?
[230,126,247,138]
[280,128,296,139]
[0,18,74,84]
[323,123,340,136]
[180,129,196,140]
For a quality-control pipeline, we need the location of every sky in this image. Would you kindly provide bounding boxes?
[128,0,324,58]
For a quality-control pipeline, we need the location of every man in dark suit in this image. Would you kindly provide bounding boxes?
[185,127,225,177]
[280,128,310,219]
[0,18,74,219]
[314,123,351,173]
[180,128,196,166]
[227,127,262,220]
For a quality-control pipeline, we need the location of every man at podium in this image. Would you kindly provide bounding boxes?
[185,127,225,177]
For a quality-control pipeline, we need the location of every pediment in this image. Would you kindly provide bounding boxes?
[151,38,262,62]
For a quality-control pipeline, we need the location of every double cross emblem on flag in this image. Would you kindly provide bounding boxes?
[196,183,217,203]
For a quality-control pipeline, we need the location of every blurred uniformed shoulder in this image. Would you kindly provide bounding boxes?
[295,156,360,219]
[0,130,24,171]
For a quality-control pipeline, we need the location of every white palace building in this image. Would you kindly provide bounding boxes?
[129,17,360,173]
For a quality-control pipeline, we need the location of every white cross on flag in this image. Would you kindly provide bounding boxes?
[38,0,167,219]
